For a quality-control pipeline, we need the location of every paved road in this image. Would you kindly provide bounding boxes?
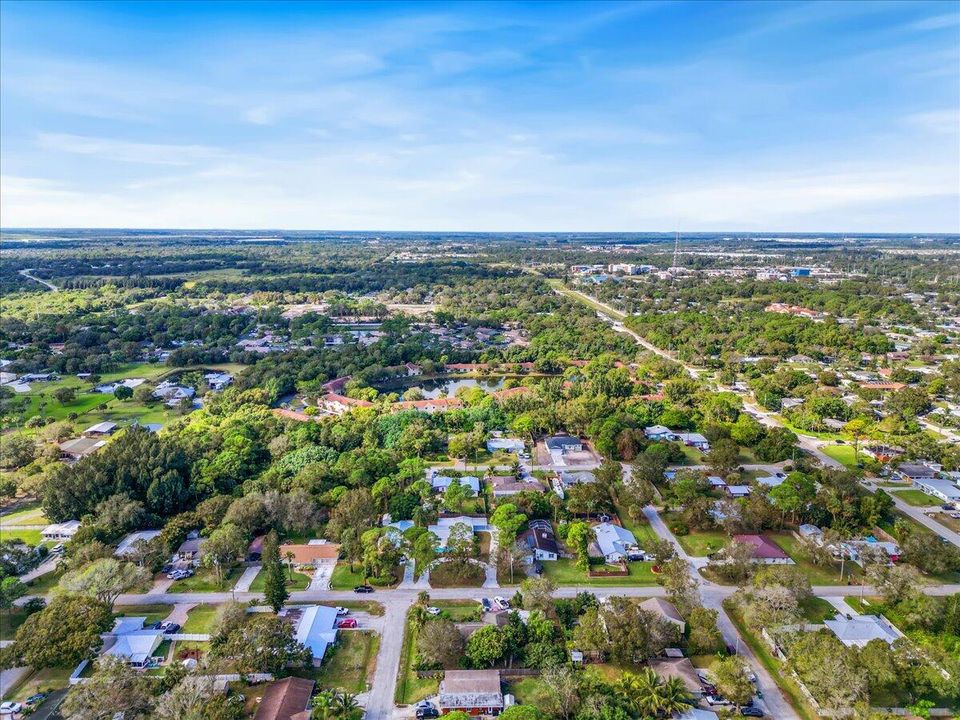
[18,269,59,292]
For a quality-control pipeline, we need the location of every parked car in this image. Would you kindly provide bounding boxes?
[494,596,510,610]
[50,544,64,554]
[25,694,47,706]
[335,606,350,616]
[425,606,441,616]
[740,708,764,717]
[354,585,374,594]
[337,618,358,628]
[416,708,439,719]
[161,622,181,634]
[480,598,492,611]
[706,695,732,707]
[0,702,22,716]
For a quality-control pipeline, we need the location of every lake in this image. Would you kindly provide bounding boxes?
[378,376,507,399]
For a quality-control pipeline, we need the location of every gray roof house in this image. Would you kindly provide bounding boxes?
[438,670,504,714]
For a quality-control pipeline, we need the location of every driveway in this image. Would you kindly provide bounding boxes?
[233,565,261,593]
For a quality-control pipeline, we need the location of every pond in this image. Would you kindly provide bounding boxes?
[378,376,507,399]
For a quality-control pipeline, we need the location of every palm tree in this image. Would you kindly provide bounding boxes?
[284,550,295,582]
[333,692,360,715]
[654,677,693,716]
[616,669,692,718]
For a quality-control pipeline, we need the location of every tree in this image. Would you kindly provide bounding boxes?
[443,478,475,513]
[660,557,699,616]
[154,674,240,720]
[201,523,247,585]
[4,593,112,669]
[326,488,377,541]
[417,619,465,668]
[490,503,527,583]
[566,521,594,571]
[92,493,147,538]
[53,386,76,404]
[649,539,677,568]
[712,656,755,708]
[786,631,867,710]
[867,563,922,606]
[520,576,557,616]
[0,576,26,609]
[57,558,150,605]
[114,384,134,401]
[572,606,608,660]
[709,540,757,583]
[61,656,154,720]
[541,666,582,720]
[617,668,692,717]
[707,439,740,475]
[499,706,546,720]
[466,624,506,667]
[262,530,288,612]
[312,689,363,720]
[210,600,248,648]
[599,596,677,664]
[687,607,725,655]
[214,614,311,675]
[0,434,36,469]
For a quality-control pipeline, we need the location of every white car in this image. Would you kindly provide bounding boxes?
[425,606,441,616]
[494,596,510,610]
[0,702,23,716]
[335,606,350,616]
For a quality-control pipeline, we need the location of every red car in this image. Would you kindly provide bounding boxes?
[337,618,358,628]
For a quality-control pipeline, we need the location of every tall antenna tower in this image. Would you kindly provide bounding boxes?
[673,230,681,268]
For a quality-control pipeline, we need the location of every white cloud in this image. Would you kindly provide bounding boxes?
[35,133,220,166]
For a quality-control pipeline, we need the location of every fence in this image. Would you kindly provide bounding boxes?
[414,668,540,679]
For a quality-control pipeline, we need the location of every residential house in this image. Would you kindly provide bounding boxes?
[842,538,901,566]
[545,435,584,453]
[101,616,163,668]
[591,522,641,563]
[824,614,902,649]
[643,425,673,441]
[204,372,233,391]
[58,436,107,461]
[676,710,719,720]
[428,517,489,551]
[489,476,543,497]
[521,520,559,561]
[895,462,937,483]
[278,542,340,569]
[114,530,161,557]
[253,677,315,720]
[640,598,686,633]
[438,669,504,715]
[318,393,374,415]
[404,363,422,376]
[283,605,339,664]
[912,476,960,505]
[725,485,751,498]
[83,421,118,436]
[431,474,481,495]
[247,535,265,562]
[862,445,903,463]
[797,524,823,543]
[674,432,710,451]
[706,476,727,489]
[756,475,786,488]
[486,437,525,454]
[41,520,81,542]
[175,534,205,563]
[731,534,794,564]
[648,658,703,698]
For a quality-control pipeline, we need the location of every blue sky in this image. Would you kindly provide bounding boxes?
[1,1,958,231]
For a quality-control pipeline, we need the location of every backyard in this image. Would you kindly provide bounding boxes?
[314,630,380,694]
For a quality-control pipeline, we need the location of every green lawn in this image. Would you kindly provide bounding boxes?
[395,611,440,704]
[614,501,659,550]
[671,528,729,557]
[248,567,312,592]
[429,599,483,621]
[799,596,837,623]
[428,560,486,588]
[167,567,242,593]
[1,528,43,545]
[541,558,658,586]
[24,568,64,595]
[768,532,861,585]
[508,677,554,707]
[821,444,860,469]
[115,603,174,626]
[889,489,941,507]
[0,608,30,642]
[0,502,48,525]
[1,665,74,702]
[182,604,219,633]
[330,563,368,590]
[318,600,385,616]
[314,630,380,694]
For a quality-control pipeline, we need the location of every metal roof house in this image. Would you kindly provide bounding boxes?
[438,670,504,715]
[824,614,902,649]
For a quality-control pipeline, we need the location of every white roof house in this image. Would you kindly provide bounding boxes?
[824,614,902,649]
[114,530,162,557]
[102,617,163,667]
[41,520,81,541]
[756,475,785,488]
[486,437,525,454]
[644,425,673,440]
[428,516,488,550]
[431,475,481,495]
[677,710,719,720]
[84,421,118,435]
[592,522,639,562]
[725,485,751,498]
[291,605,339,663]
[912,477,960,503]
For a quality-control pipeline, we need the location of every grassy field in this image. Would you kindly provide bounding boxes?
[542,558,658,586]
[395,612,440,704]
[820,444,860,468]
[1,665,75,702]
[508,676,554,706]
[0,528,43,545]
[799,596,837,622]
[889,489,941,507]
[318,600,385,616]
[248,567,312,592]
[167,567,242,593]
[768,532,861,585]
[24,568,64,595]
[314,630,380,693]
[330,563,368,590]
[669,526,729,557]
[116,603,174,626]
[429,599,484,621]
[182,604,219,633]
[0,608,30,642]
[0,502,48,525]
[428,560,486,588]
